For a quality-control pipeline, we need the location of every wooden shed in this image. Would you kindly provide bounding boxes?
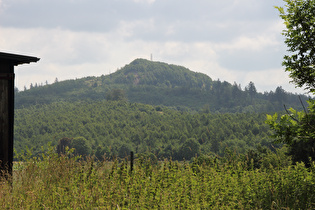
[0,52,40,176]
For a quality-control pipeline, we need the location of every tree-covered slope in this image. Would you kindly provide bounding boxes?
[15,58,310,112]
[14,100,275,160]
[110,58,212,88]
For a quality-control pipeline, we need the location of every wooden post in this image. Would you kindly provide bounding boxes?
[130,151,134,173]
[0,66,14,176]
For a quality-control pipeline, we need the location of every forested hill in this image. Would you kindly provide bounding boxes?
[15,58,309,112]
[111,59,212,89]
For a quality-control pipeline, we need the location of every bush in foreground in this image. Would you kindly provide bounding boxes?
[0,148,314,209]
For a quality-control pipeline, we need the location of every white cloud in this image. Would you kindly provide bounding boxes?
[0,0,306,94]
[133,0,155,4]
[1,25,302,94]
[241,68,305,94]
[215,35,279,52]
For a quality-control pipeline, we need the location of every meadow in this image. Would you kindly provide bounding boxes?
[1,147,314,209]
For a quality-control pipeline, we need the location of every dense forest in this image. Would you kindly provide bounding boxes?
[15,59,310,113]
[14,100,277,160]
[13,58,312,160]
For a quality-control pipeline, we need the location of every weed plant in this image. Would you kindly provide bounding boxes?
[0,147,315,209]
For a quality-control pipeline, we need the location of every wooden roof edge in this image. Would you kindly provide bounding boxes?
[0,52,40,66]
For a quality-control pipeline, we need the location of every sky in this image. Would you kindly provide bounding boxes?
[0,0,308,94]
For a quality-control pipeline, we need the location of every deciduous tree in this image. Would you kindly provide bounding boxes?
[276,0,315,92]
[267,0,315,166]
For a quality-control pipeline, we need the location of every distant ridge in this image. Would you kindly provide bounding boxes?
[15,58,310,113]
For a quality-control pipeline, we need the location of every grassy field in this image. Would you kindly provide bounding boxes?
[1,149,315,209]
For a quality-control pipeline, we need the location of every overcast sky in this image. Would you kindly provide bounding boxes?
[0,0,307,94]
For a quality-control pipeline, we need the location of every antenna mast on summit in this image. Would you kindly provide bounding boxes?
[150,53,153,61]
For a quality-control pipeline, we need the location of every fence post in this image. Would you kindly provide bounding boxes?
[130,151,134,173]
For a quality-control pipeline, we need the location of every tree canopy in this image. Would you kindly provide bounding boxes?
[267,0,315,167]
[14,100,275,160]
[276,0,315,92]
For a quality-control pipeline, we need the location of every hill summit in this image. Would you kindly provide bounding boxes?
[110,58,212,89]
[15,58,308,112]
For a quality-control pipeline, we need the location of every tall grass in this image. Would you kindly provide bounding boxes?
[1,148,315,209]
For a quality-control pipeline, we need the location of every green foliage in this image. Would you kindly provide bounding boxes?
[14,100,275,160]
[72,137,91,156]
[56,137,72,155]
[260,146,292,170]
[178,138,201,160]
[266,1,315,167]
[276,0,315,92]
[1,149,315,209]
[266,100,315,166]
[106,88,127,101]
